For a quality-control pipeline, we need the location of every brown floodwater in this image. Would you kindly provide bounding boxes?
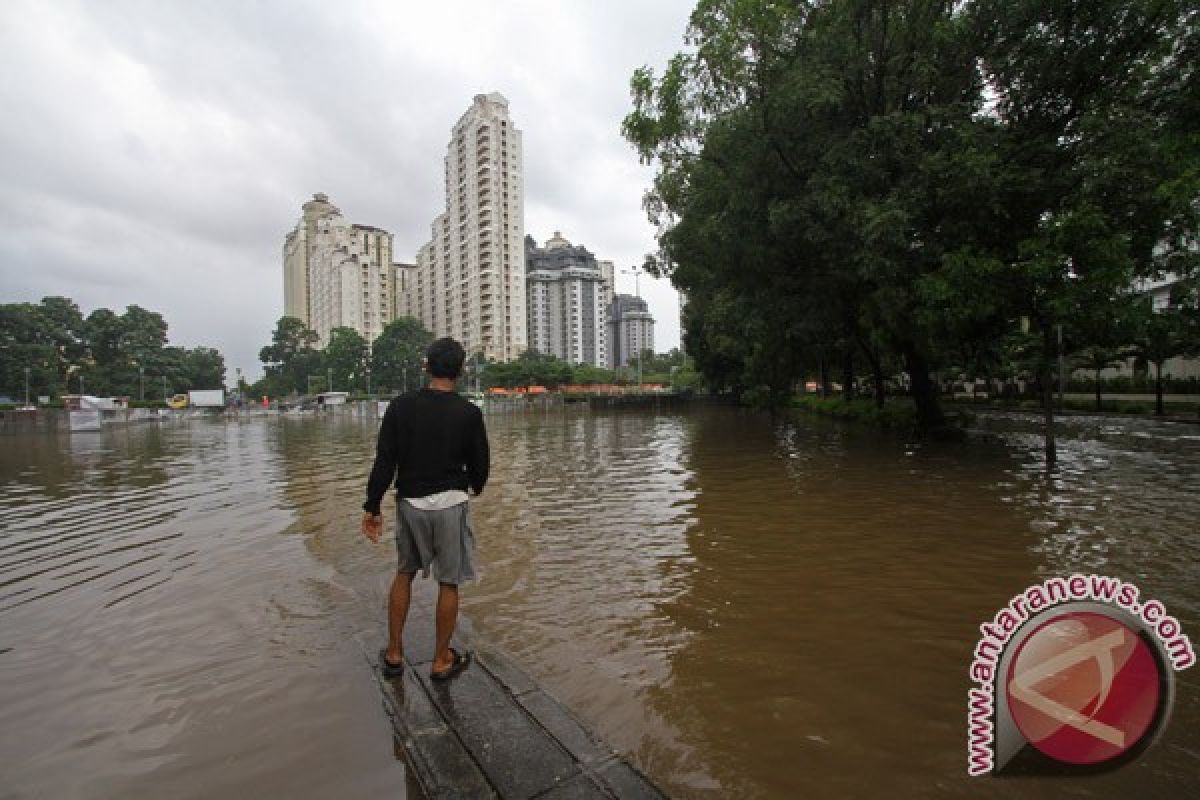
[1,406,1198,798]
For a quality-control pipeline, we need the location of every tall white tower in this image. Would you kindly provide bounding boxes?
[408,93,525,361]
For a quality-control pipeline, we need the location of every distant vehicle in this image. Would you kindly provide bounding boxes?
[188,389,225,408]
[166,393,189,409]
[315,391,349,407]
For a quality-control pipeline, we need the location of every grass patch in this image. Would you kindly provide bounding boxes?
[791,395,918,429]
[949,395,1200,417]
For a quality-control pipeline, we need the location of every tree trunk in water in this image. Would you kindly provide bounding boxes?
[1040,329,1057,467]
[903,347,944,431]
[857,335,886,409]
[1155,362,1164,416]
[842,350,854,401]
[819,355,831,399]
[1095,370,1102,411]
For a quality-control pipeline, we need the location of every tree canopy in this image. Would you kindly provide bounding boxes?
[370,317,435,394]
[623,0,1199,454]
[0,297,226,401]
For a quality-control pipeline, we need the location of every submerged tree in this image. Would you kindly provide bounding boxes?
[625,0,1199,453]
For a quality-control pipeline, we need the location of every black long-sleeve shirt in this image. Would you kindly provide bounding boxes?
[363,389,490,514]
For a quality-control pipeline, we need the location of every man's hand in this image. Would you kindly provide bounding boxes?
[362,512,383,543]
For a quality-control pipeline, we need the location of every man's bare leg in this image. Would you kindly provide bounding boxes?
[386,571,415,664]
[433,582,459,672]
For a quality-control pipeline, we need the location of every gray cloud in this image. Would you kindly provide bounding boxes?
[0,0,692,380]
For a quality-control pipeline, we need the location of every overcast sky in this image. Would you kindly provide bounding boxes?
[0,0,694,380]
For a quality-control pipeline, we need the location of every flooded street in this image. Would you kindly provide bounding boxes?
[2,406,1198,798]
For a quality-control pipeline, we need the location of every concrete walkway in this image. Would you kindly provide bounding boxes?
[357,589,665,800]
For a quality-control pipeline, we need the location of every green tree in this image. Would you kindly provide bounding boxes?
[571,363,616,385]
[625,0,989,424]
[259,316,321,397]
[625,0,1197,451]
[0,297,227,403]
[82,308,125,395]
[483,351,573,389]
[36,296,88,395]
[670,356,704,392]
[1127,300,1187,416]
[0,299,87,400]
[371,317,434,394]
[324,327,369,393]
[182,347,226,391]
[963,0,1200,459]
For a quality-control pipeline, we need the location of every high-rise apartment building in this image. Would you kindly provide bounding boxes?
[394,261,417,320]
[282,193,397,346]
[609,293,655,370]
[525,232,612,367]
[404,93,526,361]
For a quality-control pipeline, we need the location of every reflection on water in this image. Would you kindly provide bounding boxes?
[1,407,1197,798]
[0,418,408,800]
[467,408,1200,798]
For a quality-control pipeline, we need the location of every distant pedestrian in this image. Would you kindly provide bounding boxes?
[362,337,489,681]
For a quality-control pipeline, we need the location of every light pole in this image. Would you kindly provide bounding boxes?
[365,345,372,397]
[24,366,31,406]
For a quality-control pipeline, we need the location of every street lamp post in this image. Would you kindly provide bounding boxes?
[24,366,31,406]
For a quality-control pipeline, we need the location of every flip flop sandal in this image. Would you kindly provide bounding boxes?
[430,648,471,681]
[380,649,406,678]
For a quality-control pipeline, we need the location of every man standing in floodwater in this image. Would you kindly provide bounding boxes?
[361,337,489,681]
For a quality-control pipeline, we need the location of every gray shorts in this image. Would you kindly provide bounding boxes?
[395,500,477,585]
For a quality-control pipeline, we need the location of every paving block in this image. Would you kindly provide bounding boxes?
[420,663,578,798]
[406,728,496,800]
[516,690,611,766]
[594,760,666,800]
